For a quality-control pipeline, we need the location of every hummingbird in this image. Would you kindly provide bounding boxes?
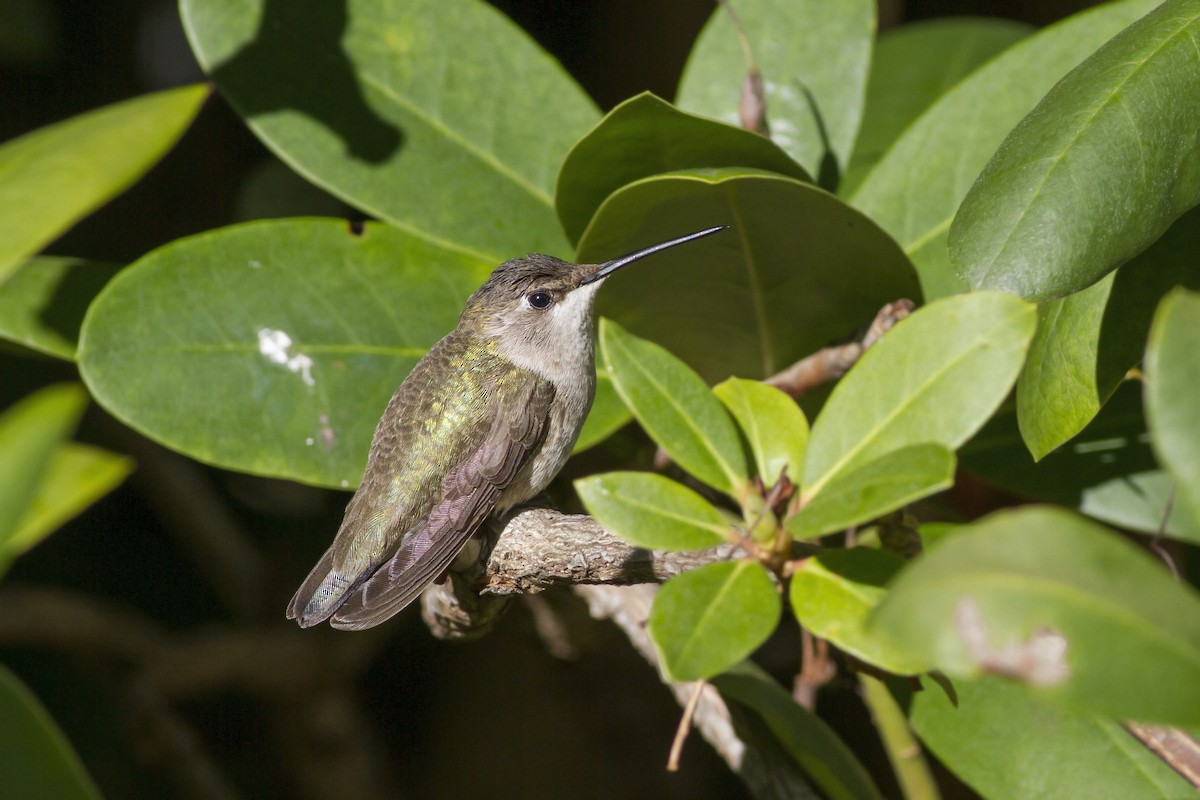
[287,226,728,630]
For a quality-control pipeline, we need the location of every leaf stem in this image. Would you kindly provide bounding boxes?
[860,674,941,800]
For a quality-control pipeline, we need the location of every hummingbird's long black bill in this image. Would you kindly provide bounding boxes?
[577,225,729,286]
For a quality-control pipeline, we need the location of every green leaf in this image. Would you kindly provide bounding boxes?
[575,472,730,552]
[182,0,597,259]
[0,258,121,360]
[78,219,491,488]
[0,665,103,800]
[676,0,874,183]
[1017,207,1200,459]
[841,17,1033,196]
[0,85,206,284]
[850,0,1163,300]
[0,384,88,545]
[713,377,808,485]
[803,292,1035,499]
[789,548,925,674]
[912,675,1196,800]
[963,382,1157,505]
[649,560,780,681]
[599,319,748,496]
[3,444,135,575]
[951,0,1200,300]
[789,444,954,540]
[572,371,630,454]
[869,506,1200,725]
[578,169,921,383]
[555,93,809,245]
[1145,288,1200,527]
[712,661,884,800]
[1081,470,1200,544]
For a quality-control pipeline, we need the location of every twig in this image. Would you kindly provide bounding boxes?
[1124,723,1200,789]
[767,300,914,397]
[668,680,708,771]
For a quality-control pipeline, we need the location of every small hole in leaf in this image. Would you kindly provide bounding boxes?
[347,219,366,237]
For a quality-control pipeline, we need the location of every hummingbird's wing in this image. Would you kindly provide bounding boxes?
[293,374,556,631]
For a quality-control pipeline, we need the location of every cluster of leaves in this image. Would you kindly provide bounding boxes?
[2,0,1200,798]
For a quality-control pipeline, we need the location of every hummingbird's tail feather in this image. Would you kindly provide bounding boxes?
[329,513,481,631]
[285,546,354,627]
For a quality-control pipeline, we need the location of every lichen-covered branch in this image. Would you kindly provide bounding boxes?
[421,508,746,640]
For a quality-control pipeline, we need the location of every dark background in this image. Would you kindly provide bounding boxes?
[0,1,1104,798]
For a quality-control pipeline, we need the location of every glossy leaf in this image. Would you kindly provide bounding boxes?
[841,17,1033,195]
[182,0,597,259]
[0,665,103,800]
[789,548,924,674]
[78,219,491,488]
[713,377,807,485]
[0,384,88,545]
[1145,288,1200,527]
[650,560,780,682]
[598,319,748,496]
[713,661,884,800]
[0,257,121,360]
[850,0,1163,300]
[951,0,1200,300]
[869,507,1200,725]
[1081,470,1200,544]
[790,444,954,540]
[572,372,630,454]
[963,382,1157,505]
[676,0,874,182]
[1017,207,1200,459]
[912,675,1196,800]
[0,84,206,284]
[555,93,808,245]
[579,169,921,383]
[575,472,730,551]
[3,444,134,575]
[803,292,1035,499]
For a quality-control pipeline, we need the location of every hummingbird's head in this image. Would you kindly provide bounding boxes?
[465,226,729,382]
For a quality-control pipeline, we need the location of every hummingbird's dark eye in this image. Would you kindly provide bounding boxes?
[527,291,553,309]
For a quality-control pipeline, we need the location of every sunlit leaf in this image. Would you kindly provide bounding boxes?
[789,548,924,674]
[912,675,1196,800]
[1016,208,1200,460]
[870,506,1200,725]
[0,85,206,284]
[951,0,1200,300]
[0,384,88,545]
[650,560,780,681]
[803,293,1035,499]
[599,319,748,496]
[789,444,954,540]
[575,472,730,551]
[3,444,134,575]
[713,377,807,485]
[850,0,1162,299]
